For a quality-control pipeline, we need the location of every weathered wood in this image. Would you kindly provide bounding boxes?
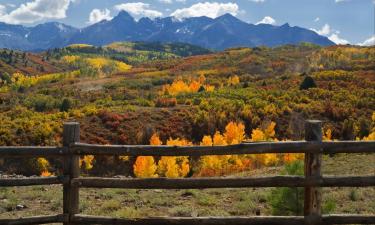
[73,175,375,189]
[71,141,375,156]
[0,141,373,158]
[71,141,321,156]
[322,214,375,224]
[0,214,67,225]
[74,176,311,189]
[0,146,64,157]
[72,215,305,225]
[322,141,375,153]
[72,214,375,225]
[63,122,80,225]
[0,176,67,186]
[322,176,375,187]
[304,120,323,225]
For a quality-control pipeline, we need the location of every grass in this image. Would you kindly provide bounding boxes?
[0,153,374,219]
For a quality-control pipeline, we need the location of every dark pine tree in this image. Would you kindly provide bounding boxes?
[300,76,317,90]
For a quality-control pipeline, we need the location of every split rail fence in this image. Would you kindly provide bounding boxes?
[0,120,374,225]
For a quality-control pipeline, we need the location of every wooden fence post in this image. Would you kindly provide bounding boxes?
[63,122,80,225]
[304,120,323,225]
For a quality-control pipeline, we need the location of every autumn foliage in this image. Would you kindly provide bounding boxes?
[162,75,215,95]
[132,121,305,178]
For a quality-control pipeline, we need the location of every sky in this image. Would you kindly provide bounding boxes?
[0,0,374,46]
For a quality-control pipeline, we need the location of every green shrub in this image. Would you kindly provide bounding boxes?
[24,94,60,112]
[60,98,72,112]
[349,189,358,201]
[323,198,336,214]
[269,160,304,215]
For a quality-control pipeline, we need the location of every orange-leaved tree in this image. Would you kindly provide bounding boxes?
[224,122,245,144]
[133,156,158,178]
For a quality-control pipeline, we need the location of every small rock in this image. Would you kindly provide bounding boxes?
[16,204,27,210]
[259,197,267,203]
[191,211,198,217]
[181,191,194,197]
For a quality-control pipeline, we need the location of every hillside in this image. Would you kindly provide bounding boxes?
[0,12,334,51]
[51,42,212,65]
[0,44,374,176]
[0,49,65,76]
[0,41,211,77]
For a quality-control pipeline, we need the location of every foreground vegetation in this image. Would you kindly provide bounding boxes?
[1,154,374,219]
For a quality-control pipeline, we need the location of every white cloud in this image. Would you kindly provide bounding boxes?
[170,2,239,20]
[328,33,349,45]
[314,17,320,22]
[159,0,173,3]
[114,3,163,19]
[88,8,112,24]
[0,0,72,24]
[0,5,6,16]
[249,0,266,2]
[159,0,185,3]
[335,0,349,2]
[256,16,276,25]
[311,23,349,45]
[358,35,375,46]
[311,23,331,36]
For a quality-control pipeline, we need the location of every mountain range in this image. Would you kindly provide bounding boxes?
[0,11,335,51]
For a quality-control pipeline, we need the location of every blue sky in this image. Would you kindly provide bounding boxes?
[0,0,374,45]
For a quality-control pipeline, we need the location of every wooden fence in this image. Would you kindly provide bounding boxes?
[0,120,374,225]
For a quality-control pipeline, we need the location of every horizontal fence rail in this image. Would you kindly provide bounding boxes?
[1,141,374,157]
[0,146,65,157]
[71,141,375,156]
[72,214,375,225]
[0,176,66,187]
[2,214,374,225]
[73,175,375,189]
[0,120,374,225]
[0,214,67,225]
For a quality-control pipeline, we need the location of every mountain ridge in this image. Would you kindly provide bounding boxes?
[0,11,335,51]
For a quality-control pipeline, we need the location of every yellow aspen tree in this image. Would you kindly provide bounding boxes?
[250,122,279,166]
[224,122,245,144]
[80,155,95,171]
[41,171,53,177]
[251,129,266,142]
[150,133,162,145]
[134,156,158,178]
[158,138,191,177]
[264,122,276,140]
[200,135,213,146]
[228,75,240,86]
[213,132,227,145]
[198,135,222,176]
[189,80,201,92]
[323,128,332,141]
